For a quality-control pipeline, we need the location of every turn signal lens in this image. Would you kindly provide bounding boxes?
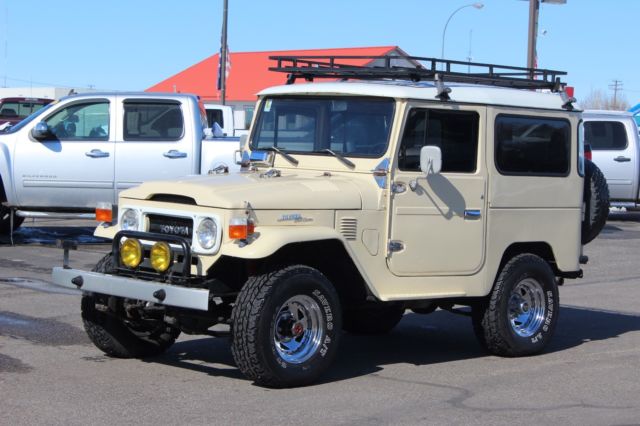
[150,242,172,273]
[229,217,255,240]
[95,202,112,223]
[120,238,142,269]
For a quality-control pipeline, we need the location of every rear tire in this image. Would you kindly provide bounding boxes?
[582,159,609,244]
[231,265,341,388]
[81,254,180,358]
[472,254,559,357]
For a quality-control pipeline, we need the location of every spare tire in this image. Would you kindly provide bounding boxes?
[582,159,609,244]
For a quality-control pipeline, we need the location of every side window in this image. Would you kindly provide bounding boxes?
[399,108,479,173]
[44,101,110,140]
[0,102,20,118]
[495,115,570,176]
[206,109,224,128]
[584,121,627,150]
[244,106,255,129]
[123,102,184,141]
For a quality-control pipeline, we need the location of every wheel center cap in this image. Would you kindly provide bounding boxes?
[521,302,529,313]
[291,322,304,337]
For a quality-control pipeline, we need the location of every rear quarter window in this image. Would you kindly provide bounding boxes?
[124,102,184,141]
[584,120,627,150]
[495,115,570,176]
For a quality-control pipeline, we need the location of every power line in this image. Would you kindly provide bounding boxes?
[0,75,119,91]
[609,79,623,108]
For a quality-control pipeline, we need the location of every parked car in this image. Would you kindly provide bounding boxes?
[582,110,640,209]
[0,92,242,234]
[204,103,250,137]
[0,97,53,129]
[53,57,608,387]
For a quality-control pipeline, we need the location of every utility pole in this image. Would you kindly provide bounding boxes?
[609,79,623,109]
[524,0,566,79]
[220,0,229,105]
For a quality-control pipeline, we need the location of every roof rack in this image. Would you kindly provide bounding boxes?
[269,55,567,92]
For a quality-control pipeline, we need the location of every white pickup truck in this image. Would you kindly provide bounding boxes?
[583,110,640,209]
[0,92,241,234]
[204,103,249,137]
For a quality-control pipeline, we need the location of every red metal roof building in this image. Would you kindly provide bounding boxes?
[146,46,412,106]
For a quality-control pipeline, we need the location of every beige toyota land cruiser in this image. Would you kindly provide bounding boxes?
[53,56,608,388]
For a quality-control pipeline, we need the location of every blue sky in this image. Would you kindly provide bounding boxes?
[1,0,638,104]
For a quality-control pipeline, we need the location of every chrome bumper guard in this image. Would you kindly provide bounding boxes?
[52,267,210,311]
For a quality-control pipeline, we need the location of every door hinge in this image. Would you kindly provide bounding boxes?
[388,240,404,253]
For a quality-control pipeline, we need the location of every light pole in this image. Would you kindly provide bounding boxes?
[524,0,566,78]
[441,3,484,61]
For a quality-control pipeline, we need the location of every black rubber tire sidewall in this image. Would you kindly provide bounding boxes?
[474,254,559,357]
[0,204,24,235]
[81,254,179,358]
[231,265,342,388]
[582,159,609,244]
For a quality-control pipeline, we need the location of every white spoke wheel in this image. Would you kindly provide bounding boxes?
[231,265,341,388]
[472,254,559,357]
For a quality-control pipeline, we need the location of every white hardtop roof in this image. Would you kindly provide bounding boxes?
[259,80,574,111]
[582,109,634,118]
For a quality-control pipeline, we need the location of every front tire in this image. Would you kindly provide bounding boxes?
[231,265,342,388]
[0,204,24,235]
[81,254,180,358]
[472,254,559,357]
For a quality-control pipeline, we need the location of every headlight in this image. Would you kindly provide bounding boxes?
[121,209,139,231]
[150,242,172,273]
[196,218,217,249]
[120,238,142,269]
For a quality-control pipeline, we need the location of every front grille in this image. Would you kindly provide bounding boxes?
[147,214,193,239]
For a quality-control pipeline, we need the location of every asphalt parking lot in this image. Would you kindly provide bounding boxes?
[1,214,639,425]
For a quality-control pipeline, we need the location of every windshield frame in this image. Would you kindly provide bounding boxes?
[249,95,396,159]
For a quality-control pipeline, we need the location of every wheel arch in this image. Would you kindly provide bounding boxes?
[210,238,372,308]
[497,242,557,279]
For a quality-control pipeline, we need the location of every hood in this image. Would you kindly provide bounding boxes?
[121,171,363,210]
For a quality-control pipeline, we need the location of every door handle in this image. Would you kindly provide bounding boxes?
[85,149,110,158]
[464,209,481,220]
[614,156,631,162]
[163,150,187,159]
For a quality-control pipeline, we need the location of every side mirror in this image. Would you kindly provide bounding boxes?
[236,134,250,166]
[420,145,442,175]
[31,121,52,140]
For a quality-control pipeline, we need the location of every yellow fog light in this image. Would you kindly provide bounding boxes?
[150,242,172,273]
[120,238,142,269]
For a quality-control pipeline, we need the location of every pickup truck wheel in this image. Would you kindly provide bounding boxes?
[81,254,180,358]
[230,265,341,388]
[343,303,405,334]
[472,254,558,357]
[582,159,609,244]
[0,204,24,235]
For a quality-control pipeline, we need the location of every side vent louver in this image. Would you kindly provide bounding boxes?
[340,218,358,241]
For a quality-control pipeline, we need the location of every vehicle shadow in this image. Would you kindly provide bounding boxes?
[150,305,640,386]
[0,225,107,246]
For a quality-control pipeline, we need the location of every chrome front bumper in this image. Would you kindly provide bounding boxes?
[52,267,210,311]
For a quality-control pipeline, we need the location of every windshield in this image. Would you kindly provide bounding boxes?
[251,97,395,157]
[1,102,55,134]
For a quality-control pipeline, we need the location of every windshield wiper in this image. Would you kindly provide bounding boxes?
[317,149,355,169]
[262,146,299,165]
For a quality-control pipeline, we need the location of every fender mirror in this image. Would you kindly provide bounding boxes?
[419,145,442,175]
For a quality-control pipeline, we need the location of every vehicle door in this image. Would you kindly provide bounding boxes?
[13,98,115,208]
[585,118,638,201]
[114,97,197,195]
[388,105,487,276]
